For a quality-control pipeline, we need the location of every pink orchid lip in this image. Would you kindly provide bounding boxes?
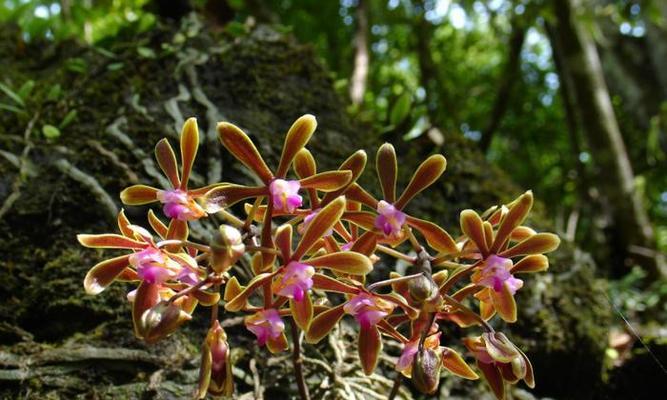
[246,309,285,346]
[157,189,204,221]
[269,179,303,213]
[274,261,315,302]
[343,293,392,329]
[478,255,523,294]
[374,200,406,237]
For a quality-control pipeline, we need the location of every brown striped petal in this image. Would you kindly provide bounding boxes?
[395,154,446,209]
[294,197,346,259]
[120,184,159,205]
[376,143,397,203]
[217,121,274,184]
[299,170,352,192]
[276,114,317,178]
[290,295,313,331]
[358,325,382,375]
[307,251,373,275]
[83,254,131,295]
[155,138,180,188]
[179,118,199,189]
[78,233,145,249]
[460,209,489,256]
[499,233,560,258]
[490,191,533,253]
[306,303,346,343]
[407,216,458,254]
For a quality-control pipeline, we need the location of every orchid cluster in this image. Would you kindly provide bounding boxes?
[78,115,560,399]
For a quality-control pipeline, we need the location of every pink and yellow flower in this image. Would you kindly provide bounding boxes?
[344,292,396,329]
[269,179,303,213]
[157,188,206,221]
[374,200,406,238]
[473,255,523,295]
[272,261,315,302]
[245,309,288,352]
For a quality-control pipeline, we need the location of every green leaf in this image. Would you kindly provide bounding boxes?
[47,84,62,101]
[17,80,35,100]
[137,47,156,59]
[59,110,78,129]
[106,62,124,71]
[0,82,24,107]
[389,92,412,127]
[66,58,88,74]
[42,124,61,139]
[0,103,26,114]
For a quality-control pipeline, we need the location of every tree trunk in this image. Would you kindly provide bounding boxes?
[479,18,527,152]
[349,0,370,106]
[551,0,665,279]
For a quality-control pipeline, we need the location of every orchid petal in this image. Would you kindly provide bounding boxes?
[290,295,313,331]
[490,191,533,253]
[180,118,199,189]
[307,251,372,275]
[311,273,359,294]
[441,347,479,380]
[203,184,266,209]
[120,185,159,205]
[407,216,458,254]
[376,143,397,203]
[117,209,133,237]
[395,154,446,209]
[321,150,368,204]
[358,325,382,375]
[77,233,145,249]
[299,170,352,192]
[132,281,160,338]
[511,254,548,274]
[490,283,517,323]
[275,224,293,262]
[294,196,346,259]
[499,233,560,258]
[217,121,273,184]
[155,138,180,188]
[147,209,168,239]
[267,331,289,354]
[306,304,346,343]
[83,254,131,295]
[477,361,506,400]
[276,114,317,178]
[294,148,317,178]
[224,273,275,312]
[460,209,489,256]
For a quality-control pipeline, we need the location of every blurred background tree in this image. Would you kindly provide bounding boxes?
[1,0,666,396]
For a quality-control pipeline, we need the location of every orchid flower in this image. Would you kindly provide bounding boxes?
[120,118,217,223]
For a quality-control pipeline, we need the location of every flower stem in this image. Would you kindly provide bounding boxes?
[441,294,494,332]
[290,319,310,400]
[387,372,402,400]
[167,277,211,304]
[376,245,416,263]
[367,272,424,292]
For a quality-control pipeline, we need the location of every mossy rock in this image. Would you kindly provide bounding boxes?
[0,15,609,399]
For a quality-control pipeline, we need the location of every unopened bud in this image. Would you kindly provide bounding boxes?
[482,332,520,364]
[411,348,442,394]
[408,275,439,304]
[140,301,192,344]
[197,321,233,398]
[210,225,245,273]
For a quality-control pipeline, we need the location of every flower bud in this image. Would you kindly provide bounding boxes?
[408,275,439,304]
[197,321,234,398]
[139,301,192,344]
[411,348,443,394]
[482,332,520,364]
[210,225,245,273]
